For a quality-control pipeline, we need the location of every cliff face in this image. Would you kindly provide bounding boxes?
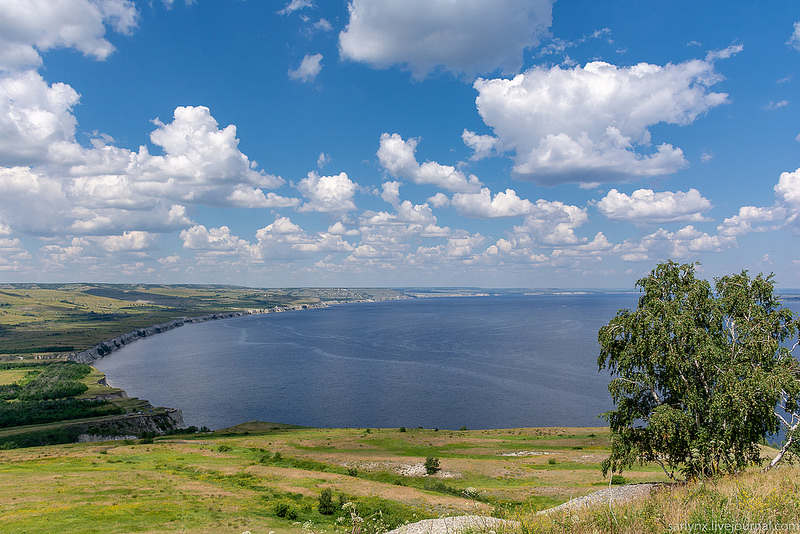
[68,303,336,364]
[68,311,259,364]
[2,409,186,448]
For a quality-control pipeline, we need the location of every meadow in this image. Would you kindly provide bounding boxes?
[0,422,797,534]
[0,423,662,533]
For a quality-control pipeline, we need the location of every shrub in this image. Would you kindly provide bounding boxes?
[317,488,336,515]
[273,501,298,520]
[424,456,440,475]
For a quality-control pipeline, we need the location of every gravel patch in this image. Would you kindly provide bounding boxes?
[537,483,660,515]
[386,515,517,534]
[385,484,660,534]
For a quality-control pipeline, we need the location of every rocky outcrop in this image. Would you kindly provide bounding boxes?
[2,408,186,447]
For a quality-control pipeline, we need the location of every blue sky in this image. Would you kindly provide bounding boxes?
[1,0,799,289]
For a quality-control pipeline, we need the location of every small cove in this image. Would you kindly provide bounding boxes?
[94,293,640,430]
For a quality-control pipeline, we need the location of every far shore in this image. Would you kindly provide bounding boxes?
[68,294,411,366]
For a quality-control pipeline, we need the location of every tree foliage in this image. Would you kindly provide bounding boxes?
[598,261,800,480]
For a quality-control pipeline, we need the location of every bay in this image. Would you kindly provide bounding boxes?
[94,293,639,430]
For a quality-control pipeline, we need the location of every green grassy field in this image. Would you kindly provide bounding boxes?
[0,423,672,534]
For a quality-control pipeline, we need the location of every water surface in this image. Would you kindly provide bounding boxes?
[95,293,638,429]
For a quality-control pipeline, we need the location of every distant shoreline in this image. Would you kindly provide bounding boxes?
[68,294,413,365]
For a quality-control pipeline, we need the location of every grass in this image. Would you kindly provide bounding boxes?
[501,465,800,533]
[2,423,794,533]
[0,424,675,534]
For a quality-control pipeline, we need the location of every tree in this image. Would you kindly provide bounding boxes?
[598,261,800,480]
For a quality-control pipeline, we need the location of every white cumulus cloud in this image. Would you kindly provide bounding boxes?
[596,188,712,223]
[377,133,482,192]
[297,171,358,213]
[339,0,553,78]
[0,0,138,71]
[615,225,736,262]
[717,206,785,237]
[227,187,300,209]
[0,71,80,165]
[451,188,533,218]
[473,55,735,184]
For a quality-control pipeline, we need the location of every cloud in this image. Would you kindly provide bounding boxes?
[596,188,712,223]
[789,21,800,51]
[427,192,449,208]
[0,0,138,71]
[257,217,356,258]
[339,0,554,78]
[361,201,437,227]
[278,0,314,16]
[227,187,300,209]
[180,225,255,256]
[0,97,287,240]
[462,129,499,160]
[717,206,785,237]
[312,19,333,32]
[289,53,323,82]
[380,180,401,207]
[415,234,488,260]
[0,71,80,165]
[377,133,482,192]
[146,106,281,190]
[297,171,358,213]
[775,168,800,209]
[473,55,734,185]
[0,225,31,272]
[614,225,736,262]
[87,231,154,252]
[715,168,800,237]
[765,100,789,110]
[451,188,533,218]
[512,200,592,246]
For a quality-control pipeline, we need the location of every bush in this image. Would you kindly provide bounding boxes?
[424,456,440,475]
[317,488,336,515]
[273,501,298,520]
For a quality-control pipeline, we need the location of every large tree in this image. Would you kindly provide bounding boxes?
[598,261,800,480]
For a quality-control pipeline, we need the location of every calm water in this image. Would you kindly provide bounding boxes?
[94,293,639,430]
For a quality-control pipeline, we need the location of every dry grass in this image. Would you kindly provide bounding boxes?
[501,465,800,533]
